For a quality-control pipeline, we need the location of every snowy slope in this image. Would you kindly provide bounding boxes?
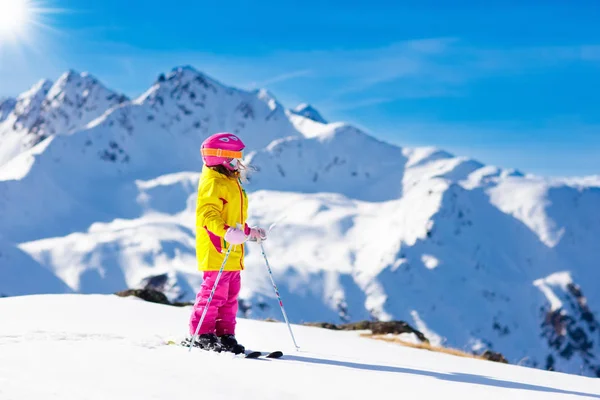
[1,294,598,400]
[1,66,599,377]
[0,97,16,122]
[0,237,73,296]
[245,123,406,201]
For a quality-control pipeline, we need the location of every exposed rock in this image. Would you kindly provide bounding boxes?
[539,281,600,377]
[115,287,193,307]
[115,288,170,305]
[140,273,170,292]
[304,322,340,330]
[304,320,429,343]
[480,350,509,364]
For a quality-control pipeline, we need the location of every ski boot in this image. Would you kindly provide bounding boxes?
[182,333,223,352]
[218,334,245,354]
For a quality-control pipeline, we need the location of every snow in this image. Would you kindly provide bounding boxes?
[410,310,444,347]
[404,146,454,168]
[0,97,16,122]
[0,294,598,400]
[533,272,576,313]
[0,135,52,181]
[487,177,565,247]
[246,123,406,201]
[0,71,127,167]
[533,273,570,312]
[1,66,600,377]
[421,254,440,269]
[290,103,328,124]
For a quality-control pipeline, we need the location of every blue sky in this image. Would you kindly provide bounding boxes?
[1,0,599,177]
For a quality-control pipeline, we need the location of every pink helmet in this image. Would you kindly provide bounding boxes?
[200,132,245,171]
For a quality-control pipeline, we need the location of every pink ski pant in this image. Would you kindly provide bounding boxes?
[189,271,241,336]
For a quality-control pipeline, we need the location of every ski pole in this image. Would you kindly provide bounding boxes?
[258,239,300,350]
[189,243,233,353]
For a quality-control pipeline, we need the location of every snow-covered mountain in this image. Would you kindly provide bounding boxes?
[0,71,128,167]
[2,294,599,400]
[1,66,599,378]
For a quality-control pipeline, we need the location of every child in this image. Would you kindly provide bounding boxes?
[187,132,266,354]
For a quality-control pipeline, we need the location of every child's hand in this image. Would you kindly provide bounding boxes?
[224,227,247,245]
[248,226,267,242]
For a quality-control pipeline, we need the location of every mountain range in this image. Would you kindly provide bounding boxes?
[1,66,599,377]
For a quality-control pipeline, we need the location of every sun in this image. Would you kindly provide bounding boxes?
[0,0,62,47]
[0,0,31,37]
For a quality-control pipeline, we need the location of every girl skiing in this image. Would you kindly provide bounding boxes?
[187,132,266,353]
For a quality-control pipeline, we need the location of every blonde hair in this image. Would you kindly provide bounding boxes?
[209,160,251,182]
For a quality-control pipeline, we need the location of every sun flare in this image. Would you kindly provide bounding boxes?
[0,0,61,47]
[0,0,30,36]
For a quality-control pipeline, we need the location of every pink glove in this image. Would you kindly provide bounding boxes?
[248,226,267,242]
[224,227,247,245]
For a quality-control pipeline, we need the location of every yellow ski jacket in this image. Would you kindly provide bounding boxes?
[195,166,248,271]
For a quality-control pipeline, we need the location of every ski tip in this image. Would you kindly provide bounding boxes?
[245,351,262,359]
[266,351,283,358]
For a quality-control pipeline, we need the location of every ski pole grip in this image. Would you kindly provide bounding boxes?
[236,223,249,240]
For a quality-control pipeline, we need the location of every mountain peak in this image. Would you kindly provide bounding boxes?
[142,65,236,105]
[153,65,228,90]
[0,71,128,166]
[57,69,81,81]
[165,65,202,81]
[171,65,201,74]
[38,70,128,132]
[48,70,127,103]
[291,103,327,124]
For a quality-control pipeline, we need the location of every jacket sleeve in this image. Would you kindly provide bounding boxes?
[196,178,228,237]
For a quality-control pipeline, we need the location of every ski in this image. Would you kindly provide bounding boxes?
[244,350,283,359]
[167,340,283,359]
[266,351,284,358]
